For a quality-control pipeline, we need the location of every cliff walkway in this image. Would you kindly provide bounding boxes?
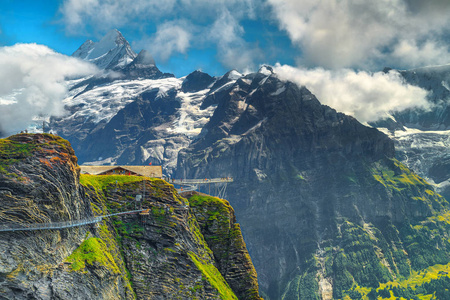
[0,178,233,232]
[0,210,145,232]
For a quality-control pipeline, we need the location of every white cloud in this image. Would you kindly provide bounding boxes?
[0,44,97,136]
[59,0,176,34]
[274,64,430,123]
[130,8,261,71]
[209,10,262,71]
[59,0,256,34]
[136,21,192,62]
[267,0,450,69]
[392,40,450,68]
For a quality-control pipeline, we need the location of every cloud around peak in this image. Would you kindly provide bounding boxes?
[274,64,430,123]
[0,43,97,136]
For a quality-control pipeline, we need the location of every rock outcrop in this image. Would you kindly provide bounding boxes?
[187,192,261,300]
[0,133,262,299]
[0,133,129,299]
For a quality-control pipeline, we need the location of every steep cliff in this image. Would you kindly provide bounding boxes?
[187,192,261,300]
[177,70,450,299]
[0,133,262,299]
[0,133,131,299]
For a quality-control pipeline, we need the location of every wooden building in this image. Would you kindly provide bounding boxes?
[79,165,162,178]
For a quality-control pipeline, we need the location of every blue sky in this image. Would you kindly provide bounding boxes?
[0,0,296,76]
[2,0,450,77]
[0,0,84,54]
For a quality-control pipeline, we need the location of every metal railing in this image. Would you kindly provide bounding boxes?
[104,210,144,217]
[172,178,232,199]
[0,217,103,232]
[0,210,145,232]
[170,178,233,185]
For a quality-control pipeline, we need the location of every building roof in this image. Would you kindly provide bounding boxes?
[79,165,162,177]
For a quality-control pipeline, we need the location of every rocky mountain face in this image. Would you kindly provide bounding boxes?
[373,65,450,200]
[176,69,450,299]
[47,31,450,298]
[0,133,262,299]
[51,36,241,174]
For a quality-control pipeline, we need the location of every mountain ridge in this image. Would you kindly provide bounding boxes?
[44,31,450,299]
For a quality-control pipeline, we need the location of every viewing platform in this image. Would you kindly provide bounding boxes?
[169,178,233,185]
[170,177,233,198]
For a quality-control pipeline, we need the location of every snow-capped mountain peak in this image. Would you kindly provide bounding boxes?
[258,65,274,76]
[227,69,243,80]
[72,29,137,69]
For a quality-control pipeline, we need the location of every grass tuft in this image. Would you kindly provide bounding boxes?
[66,237,120,274]
[188,251,238,300]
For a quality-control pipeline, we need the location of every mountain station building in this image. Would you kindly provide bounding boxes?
[80,165,162,178]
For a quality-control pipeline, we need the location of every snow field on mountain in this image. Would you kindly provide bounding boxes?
[61,76,223,140]
[62,77,182,124]
[379,126,450,191]
[169,89,215,137]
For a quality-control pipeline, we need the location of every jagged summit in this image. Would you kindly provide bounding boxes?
[225,69,243,80]
[258,65,274,75]
[120,49,173,80]
[181,70,215,92]
[72,29,137,69]
[68,31,172,91]
[131,49,155,67]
